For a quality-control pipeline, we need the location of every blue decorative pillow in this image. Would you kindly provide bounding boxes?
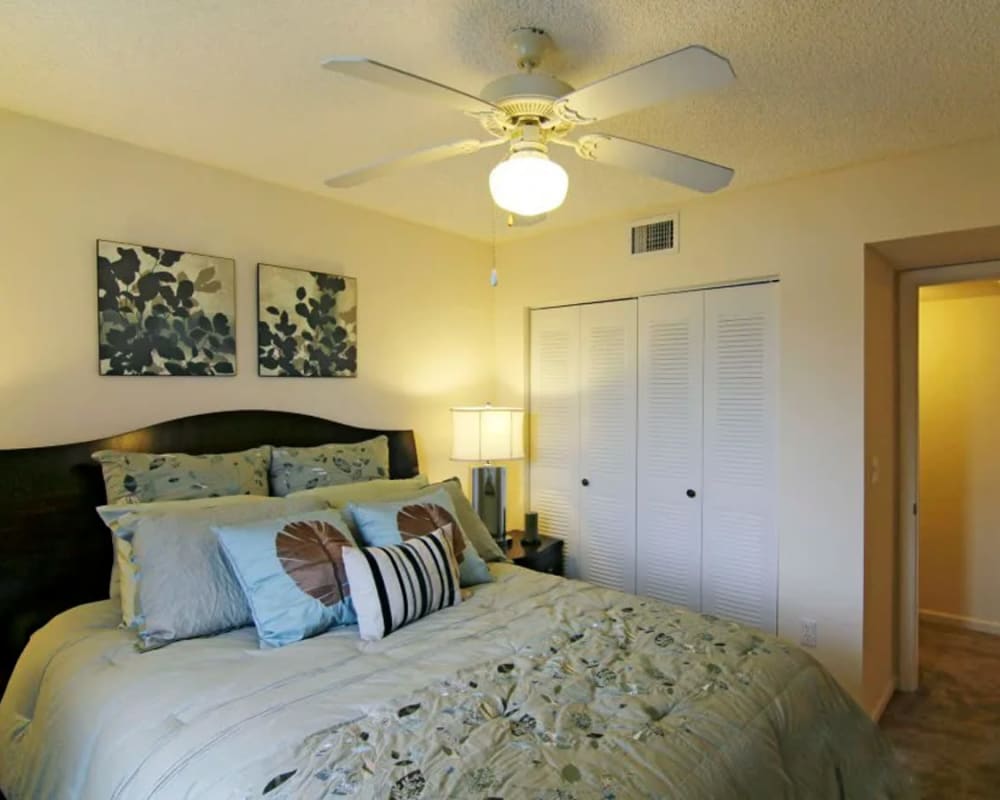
[348,488,493,587]
[215,509,359,648]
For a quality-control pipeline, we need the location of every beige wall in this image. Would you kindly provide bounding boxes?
[918,292,1000,631]
[0,110,494,484]
[862,247,898,715]
[7,103,1000,710]
[494,135,1000,707]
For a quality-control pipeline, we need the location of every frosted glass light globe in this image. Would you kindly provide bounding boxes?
[489,151,568,216]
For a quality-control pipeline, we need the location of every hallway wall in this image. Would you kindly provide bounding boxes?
[919,289,1000,632]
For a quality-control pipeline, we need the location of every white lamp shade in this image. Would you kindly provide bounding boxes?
[489,151,568,217]
[451,406,525,462]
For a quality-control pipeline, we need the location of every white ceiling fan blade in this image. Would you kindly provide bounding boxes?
[325,138,504,188]
[322,57,499,115]
[573,134,734,193]
[554,45,734,124]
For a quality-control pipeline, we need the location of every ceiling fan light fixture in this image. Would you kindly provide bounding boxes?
[489,150,568,217]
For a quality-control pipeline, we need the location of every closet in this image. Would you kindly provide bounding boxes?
[529,282,778,633]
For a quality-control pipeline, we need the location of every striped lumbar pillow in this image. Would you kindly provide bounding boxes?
[342,525,461,641]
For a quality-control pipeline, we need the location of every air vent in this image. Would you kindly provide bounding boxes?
[629,214,678,256]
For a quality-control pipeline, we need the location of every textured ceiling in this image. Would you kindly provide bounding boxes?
[2,0,999,241]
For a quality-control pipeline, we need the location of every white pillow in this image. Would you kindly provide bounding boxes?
[342,525,461,641]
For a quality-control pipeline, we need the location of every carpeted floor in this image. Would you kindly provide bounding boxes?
[880,622,1000,799]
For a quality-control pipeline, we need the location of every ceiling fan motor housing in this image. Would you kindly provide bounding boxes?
[475,26,575,137]
[480,73,574,119]
[478,72,576,140]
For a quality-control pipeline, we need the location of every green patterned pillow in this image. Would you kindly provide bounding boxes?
[268,436,389,496]
[92,447,270,505]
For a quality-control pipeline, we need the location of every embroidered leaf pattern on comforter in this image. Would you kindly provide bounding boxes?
[265,597,909,799]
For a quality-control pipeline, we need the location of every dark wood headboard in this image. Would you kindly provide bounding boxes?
[0,410,418,692]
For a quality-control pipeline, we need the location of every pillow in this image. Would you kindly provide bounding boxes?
[299,475,506,564]
[269,436,390,496]
[98,494,273,607]
[122,495,326,650]
[428,478,508,563]
[348,488,493,587]
[343,526,461,640]
[290,475,429,525]
[93,446,270,505]
[215,509,359,648]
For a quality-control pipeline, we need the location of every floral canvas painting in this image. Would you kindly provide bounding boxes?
[97,240,236,376]
[257,264,357,377]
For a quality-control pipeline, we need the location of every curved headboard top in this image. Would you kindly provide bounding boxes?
[0,410,418,690]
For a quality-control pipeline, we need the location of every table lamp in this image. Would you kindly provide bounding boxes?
[451,404,524,546]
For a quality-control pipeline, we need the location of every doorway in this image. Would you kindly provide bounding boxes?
[898,259,1000,690]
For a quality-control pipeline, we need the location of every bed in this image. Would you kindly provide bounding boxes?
[0,412,909,799]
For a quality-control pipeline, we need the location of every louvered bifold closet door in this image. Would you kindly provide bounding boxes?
[529,306,581,576]
[701,283,778,633]
[578,300,638,592]
[636,293,704,609]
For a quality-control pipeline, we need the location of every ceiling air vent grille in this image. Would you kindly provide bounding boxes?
[629,214,678,256]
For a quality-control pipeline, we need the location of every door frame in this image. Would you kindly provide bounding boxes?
[897,259,1000,691]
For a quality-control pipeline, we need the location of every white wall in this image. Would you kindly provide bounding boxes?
[919,292,1000,631]
[0,110,494,483]
[493,135,1000,706]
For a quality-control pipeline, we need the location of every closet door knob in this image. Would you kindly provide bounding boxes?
[686,489,697,498]
[581,478,590,487]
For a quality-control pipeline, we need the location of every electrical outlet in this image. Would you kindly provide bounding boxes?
[800,618,818,648]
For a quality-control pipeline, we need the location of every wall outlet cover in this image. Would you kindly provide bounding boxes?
[800,618,818,648]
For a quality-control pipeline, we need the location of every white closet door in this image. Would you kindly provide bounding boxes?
[636,292,704,609]
[578,300,638,592]
[701,283,778,633]
[529,306,581,575]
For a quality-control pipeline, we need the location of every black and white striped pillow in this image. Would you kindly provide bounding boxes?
[342,525,462,640]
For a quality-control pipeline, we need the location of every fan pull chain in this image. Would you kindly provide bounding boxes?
[489,205,499,287]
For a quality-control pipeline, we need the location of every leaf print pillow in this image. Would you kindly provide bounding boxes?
[348,489,493,587]
[215,509,360,648]
[277,519,353,607]
[93,447,270,505]
[396,501,466,563]
[268,437,390,496]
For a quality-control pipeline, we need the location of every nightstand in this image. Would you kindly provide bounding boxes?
[506,530,564,576]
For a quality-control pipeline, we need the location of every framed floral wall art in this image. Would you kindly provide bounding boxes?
[97,239,236,376]
[257,263,357,377]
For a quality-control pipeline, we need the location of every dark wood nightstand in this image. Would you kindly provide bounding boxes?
[506,530,564,576]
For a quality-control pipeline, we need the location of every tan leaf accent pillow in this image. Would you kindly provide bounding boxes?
[277,519,353,607]
[396,503,466,563]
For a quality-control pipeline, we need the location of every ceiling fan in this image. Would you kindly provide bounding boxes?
[322,27,735,218]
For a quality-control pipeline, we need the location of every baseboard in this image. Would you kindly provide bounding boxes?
[919,608,1000,636]
[869,677,897,722]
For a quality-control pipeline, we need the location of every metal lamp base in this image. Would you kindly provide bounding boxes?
[471,465,507,548]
